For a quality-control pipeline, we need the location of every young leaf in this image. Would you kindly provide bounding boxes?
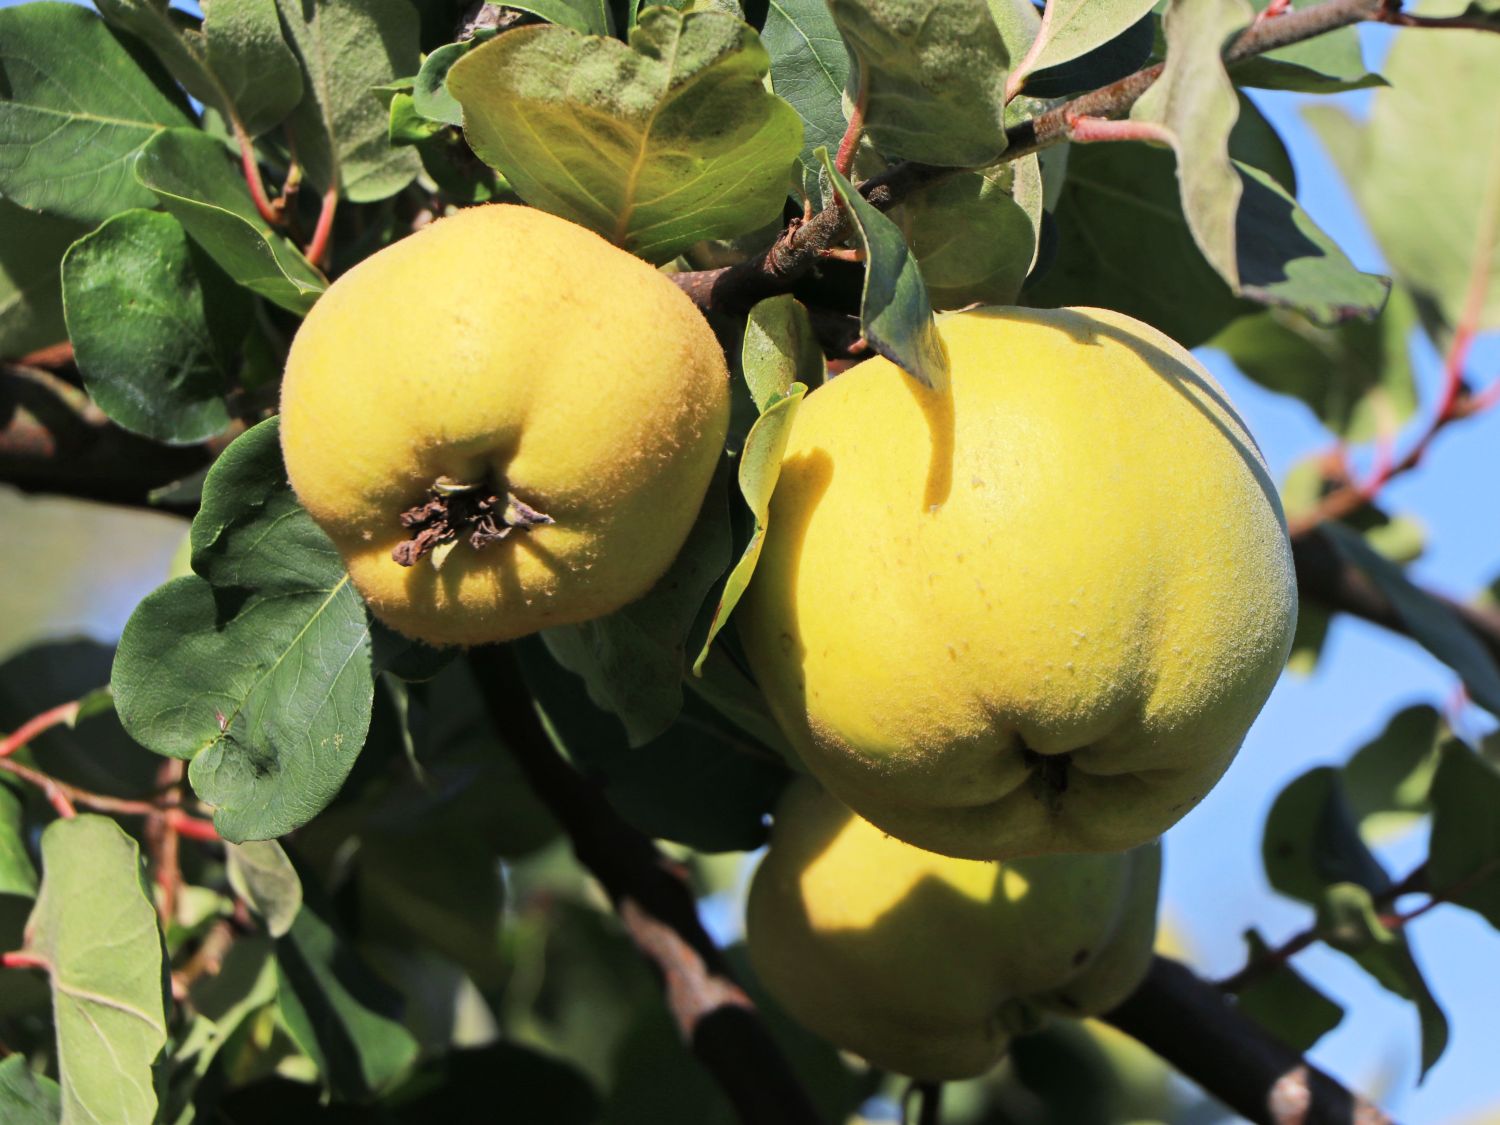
[449,9,804,262]
[412,41,472,126]
[542,463,732,745]
[62,209,248,444]
[1212,285,1417,444]
[1427,741,1500,931]
[0,1057,61,1125]
[135,127,326,315]
[819,148,948,390]
[1316,881,1449,1076]
[827,0,1010,166]
[0,785,36,898]
[0,200,89,360]
[275,897,420,1100]
[112,419,374,841]
[1340,705,1445,843]
[1009,0,1156,94]
[741,295,825,411]
[1321,522,1500,716]
[1233,929,1343,1052]
[21,816,168,1125]
[226,840,304,937]
[0,2,194,222]
[1229,0,1382,93]
[763,0,850,201]
[1304,28,1500,334]
[1129,0,1251,290]
[1262,766,1390,907]
[273,0,423,203]
[694,379,807,675]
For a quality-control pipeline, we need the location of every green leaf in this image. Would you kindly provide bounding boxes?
[1316,881,1448,1076]
[61,209,246,444]
[0,2,194,222]
[519,636,790,851]
[1342,704,1444,843]
[135,127,326,315]
[112,419,374,841]
[274,0,424,202]
[542,462,732,745]
[411,41,471,126]
[226,840,303,937]
[1021,9,1153,99]
[1262,766,1390,907]
[96,0,304,139]
[694,381,806,675]
[449,9,804,262]
[741,295,825,412]
[1322,522,1500,716]
[0,785,36,898]
[0,199,89,360]
[1230,0,1383,92]
[22,816,168,1125]
[396,1043,602,1122]
[898,155,1042,309]
[275,896,420,1100]
[0,1057,61,1125]
[763,0,850,200]
[1428,740,1500,930]
[1233,929,1343,1052]
[508,0,614,33]
[1304,27,1500,334]
[828,0,1010,165]
[1130,0,1250,290]
[820,149,948,390]
[1011,0,1156,91]
[1212,285,1417,443]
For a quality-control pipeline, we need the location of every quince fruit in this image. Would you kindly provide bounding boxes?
[746,779,1161,1080]
[739,306,1296,858]
[280,205,730,646]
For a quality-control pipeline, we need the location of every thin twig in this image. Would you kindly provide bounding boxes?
[1,701,82,759]
[304,186,339,270]
[234,121,283,227]
[0,755,219,839]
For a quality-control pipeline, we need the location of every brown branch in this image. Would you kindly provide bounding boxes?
[1105,956,1394,1125]
[671,0,1404,316]
[466,645,823,1125]
[0,754,219,839]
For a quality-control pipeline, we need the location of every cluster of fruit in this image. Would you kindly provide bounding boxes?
[280,204,1298,1080]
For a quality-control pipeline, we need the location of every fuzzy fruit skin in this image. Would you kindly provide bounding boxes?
[746,780,1161,1081]
[738,306,1296,859]
[280,205,730,646]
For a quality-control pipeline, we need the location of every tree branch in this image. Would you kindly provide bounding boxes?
[1104,956,1394,1125]
[466,645,824,1125]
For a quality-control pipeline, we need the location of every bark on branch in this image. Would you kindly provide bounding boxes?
[1105,956,1395,1125]
[466,644,824,1125]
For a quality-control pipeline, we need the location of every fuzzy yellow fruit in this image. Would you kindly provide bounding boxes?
[746,780,1161,1080]
[280,205,729,646]
[739,306,1296,859]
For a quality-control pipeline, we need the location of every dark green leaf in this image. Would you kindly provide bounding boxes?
[449,9,803,262]
[0,199,89,360]
[1213,285,1417,443]
[0,2,194,221]
[1428,740,1500,930]
[112,419,374,841]
[1322,522,1500,716]
[0,1057,61,1125]
[820,148,948,389]
[398,1043,601,1123]
[1342,704,1444,842]
[135,127,326,315]
[225,840,303,937]
[763,0,849,200]
[519,636,790,851]
[1262,766,1390,906]
[1021,9,1154,99]
[274,0,423,202]
[827,0,1009,166]
[62,209,247,444]
[543,463,732,745]
[1315,882,1448,1076]
[22,816,168,1125]
[1011,0,1156,96]
[694,382,806,675]
[274,896,420,1100]
[1233,929,1343,1052]
[0,785,35,898]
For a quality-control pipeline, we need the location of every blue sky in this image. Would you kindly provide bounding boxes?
[2,4,1498,1121]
